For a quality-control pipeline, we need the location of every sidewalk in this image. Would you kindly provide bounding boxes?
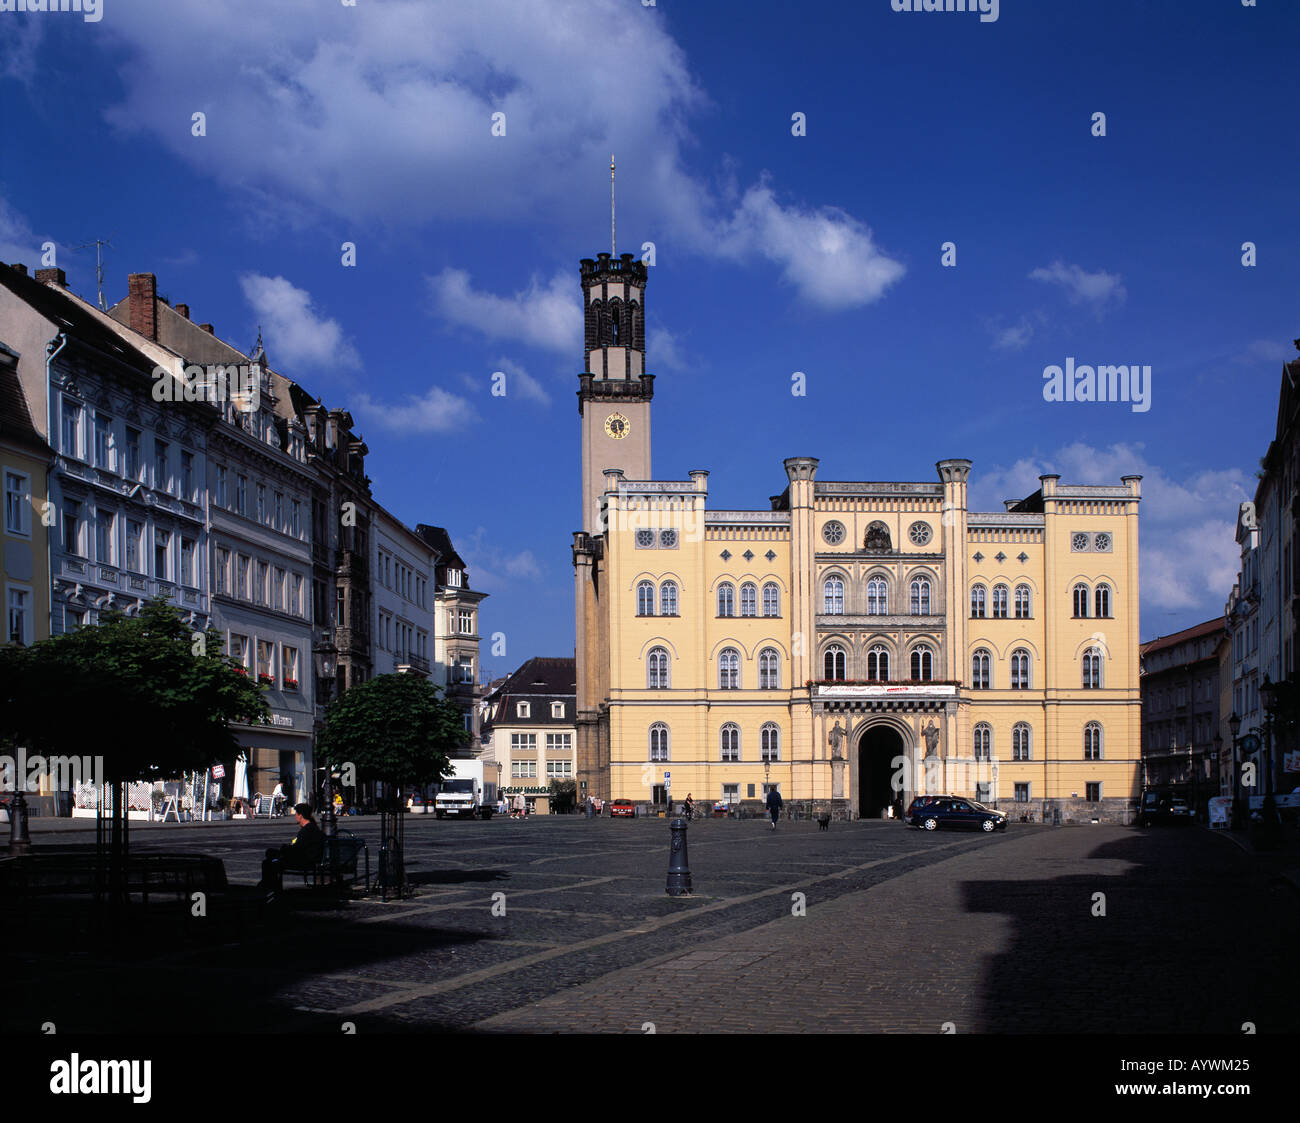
[1208,821,1300,895]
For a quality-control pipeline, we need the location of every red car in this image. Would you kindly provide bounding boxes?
[610,799,636,818]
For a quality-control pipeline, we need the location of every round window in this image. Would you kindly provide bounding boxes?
[822,521,846,545]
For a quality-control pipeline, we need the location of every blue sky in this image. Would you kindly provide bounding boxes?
[2,0,1297,681]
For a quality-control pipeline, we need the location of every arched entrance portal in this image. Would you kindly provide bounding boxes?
[858,725,904,820]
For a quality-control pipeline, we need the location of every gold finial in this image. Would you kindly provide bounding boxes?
[610,154,616,257]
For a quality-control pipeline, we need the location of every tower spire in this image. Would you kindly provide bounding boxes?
[610,154,616,257]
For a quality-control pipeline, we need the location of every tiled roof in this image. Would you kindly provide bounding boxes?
[1140,617,1225,655]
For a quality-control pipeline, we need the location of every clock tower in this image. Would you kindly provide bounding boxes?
[577,251,653,532]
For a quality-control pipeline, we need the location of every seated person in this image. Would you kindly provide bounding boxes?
[263,804,325,877]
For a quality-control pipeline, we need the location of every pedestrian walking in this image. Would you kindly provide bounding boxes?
[765,786,784,830]
[585,795,593,819]
[497,794,507,817]
[513,792,526,819]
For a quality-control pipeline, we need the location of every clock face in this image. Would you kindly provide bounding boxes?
[604,412,630,440]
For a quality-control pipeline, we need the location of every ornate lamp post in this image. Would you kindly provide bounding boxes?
[1260,677,1279,799]
[313,647,337,842]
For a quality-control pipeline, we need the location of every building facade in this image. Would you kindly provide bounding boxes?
[372,503,437,678]
[480,656,576,814]
[572,250,1144,821]
[1139,618,1226,811]
[1224,346,1300,801]
[417,524,487,739]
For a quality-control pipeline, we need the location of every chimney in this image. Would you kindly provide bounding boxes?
[199,323,215,335]
[175,303,190,320]
[127,272,158,340]
[10,263,28,276]
[35,267,67,286]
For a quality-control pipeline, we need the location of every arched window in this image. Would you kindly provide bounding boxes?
[910,577,931,615]
[1015,584,1032,618]
[973,723,991,761]
[1095,583,1112,618]
[649,722,669,762]
[1084,721,1103,760]
[636,580,655,616]
[1010,648,1031,690]
[971,584,987,618]
[992,584,1009,619]
[718,648,740,690]
[740,582,758,617]
[867,644,890,681]
[761,723,781,762]
[758,647,780,689]
[866,577,888,615]
[762,582,781,617]
[1083,647,1103,689]
[659,580,678,616]
[717,583,735,617]
[911,644,933,682]
[1073,583,1090,618]
[647,647,670,689]
[824,644,846,681]
[1012,723,1032,761]
[823,577,845,615]
[608,304,620,346]
[972,648,991,689]
[720,723,740,762]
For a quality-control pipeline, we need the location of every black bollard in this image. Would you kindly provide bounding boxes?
[6,790,31,855]
[666,816,692,896]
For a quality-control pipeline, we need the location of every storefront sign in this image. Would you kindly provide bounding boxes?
[501,786,550,796]
[271,715,293,728]
[211,764,226,780]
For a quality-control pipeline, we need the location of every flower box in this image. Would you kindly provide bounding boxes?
[258,673,275,685]
[284,679,299,690]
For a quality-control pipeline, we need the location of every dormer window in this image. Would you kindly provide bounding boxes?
[447,568,463,588]
[517,702,530,719]
[551,702,564,719]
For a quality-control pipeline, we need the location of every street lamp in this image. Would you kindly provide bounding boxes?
[313,647,337,843]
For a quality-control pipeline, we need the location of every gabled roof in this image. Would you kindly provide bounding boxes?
[1140,617,1225,657]
[0,264,158,379]
[482,657,577,730]
[415,524,466,570]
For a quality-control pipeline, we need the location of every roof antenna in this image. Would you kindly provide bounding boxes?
[69,233,116,309]
[610,154,616,257]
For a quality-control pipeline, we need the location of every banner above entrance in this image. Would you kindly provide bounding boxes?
[816,684,957,698]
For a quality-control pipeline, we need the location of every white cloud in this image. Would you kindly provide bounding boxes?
[1029,260,1126,311]
[458,527,544,593]
[351,385,478,435]
[1232,338,1293,366]
[991,318,1034,352]
[91,1,898,309]
[239,274,360,372]
[0,196,48,268]
[430,269,578,354]
[648,323,687,371]
[493,357,550,406]
[714,184,905,310]
[971,442,1251,622]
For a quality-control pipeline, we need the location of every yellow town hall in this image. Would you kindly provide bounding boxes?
[572,250,1142,821]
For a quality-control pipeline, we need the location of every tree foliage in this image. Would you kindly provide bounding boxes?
[316,672,469,788]
[0,598,267,781]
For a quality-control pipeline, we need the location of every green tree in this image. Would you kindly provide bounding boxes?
[548,777,576,815]
[0,597,267,783]
[316,672,469,792]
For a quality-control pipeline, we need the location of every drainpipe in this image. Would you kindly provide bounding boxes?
[45,332,67,638]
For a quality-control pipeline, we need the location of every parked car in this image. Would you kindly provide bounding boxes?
[907,796,1007,832]
[610,799,636,818]
[1139,790,1191,826]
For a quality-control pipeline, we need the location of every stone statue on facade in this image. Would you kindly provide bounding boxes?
[828,720,845,759]
[922,719,941,758]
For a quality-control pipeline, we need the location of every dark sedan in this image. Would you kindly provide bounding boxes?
[907,796,1007,832]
